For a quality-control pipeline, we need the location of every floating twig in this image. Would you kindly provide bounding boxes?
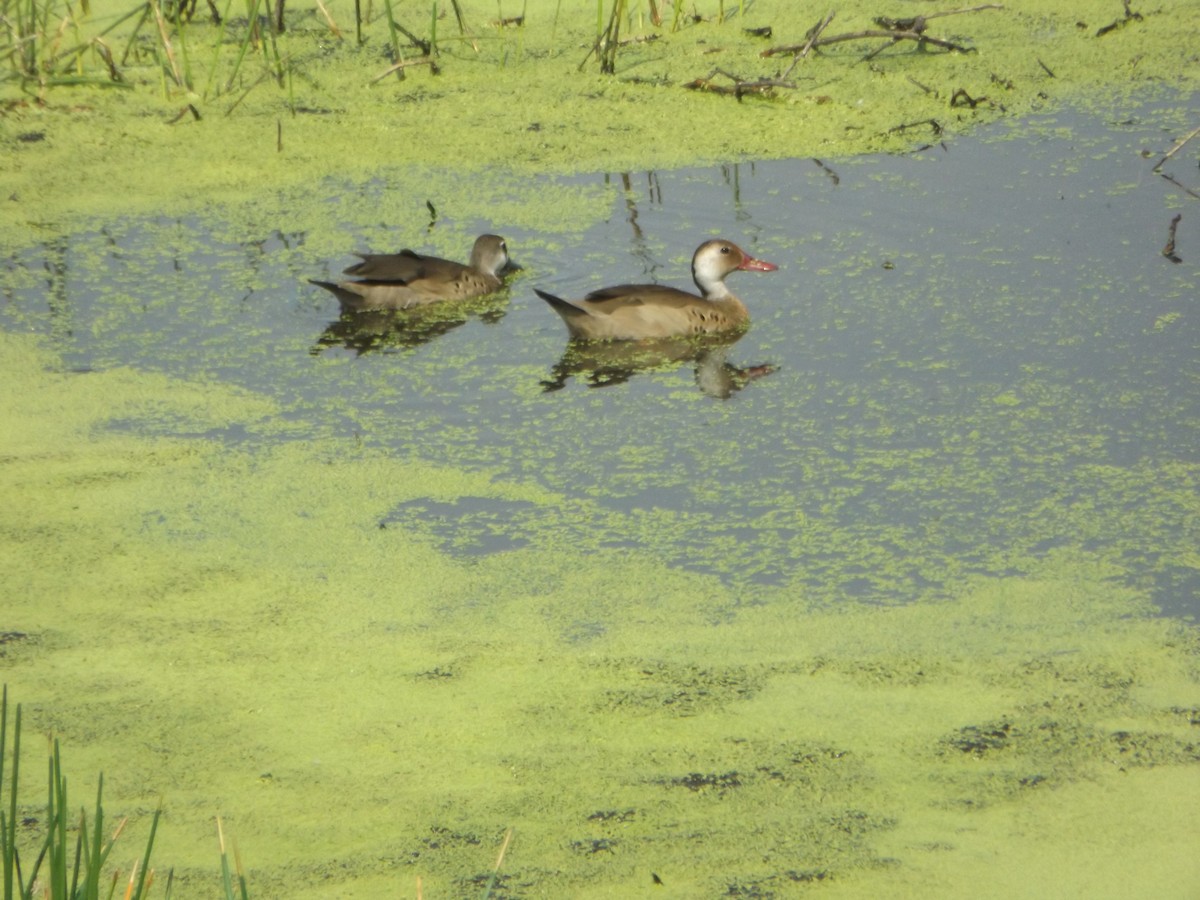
[370,55,439,83]
[166,102,201,123]
[1161,213,1181,263]
[1152,123,1200,172]
[779,9,835,79]
[764,5,1001,62]
[1037,57,1055,77]
[683,68,795,100]
[812,158,840,185]
[1156,172,1200,201]
[888,118,944,136]
[874,4,1003,29]
[764,26,976,60]
[907,74,936,95]
[949,87,988,108]
[390,17,432,56]
[1096,0,1142,36]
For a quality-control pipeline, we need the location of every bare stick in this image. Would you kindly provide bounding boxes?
[1161,213,1182,263]
[928,3,1004,17]
[764,28,975,58]
[370,56,438,82]
[314,0,342,37]
[1157,172,1200,201]
[1153,123,1200,172]
[801,10,836,57]
[888,118,944,136]
[812,158,840,185]
[907,75,935,94]
[166,103,201,123]
[1096,0,1142,36]
[876,3,1003,28]
[684,68,795,99]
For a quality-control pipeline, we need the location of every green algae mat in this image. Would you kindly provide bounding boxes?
[2,325,1199,895]
[2,0,1200,897]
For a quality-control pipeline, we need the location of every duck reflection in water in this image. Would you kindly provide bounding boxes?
[541,333,775,398]
[310,292,509,356]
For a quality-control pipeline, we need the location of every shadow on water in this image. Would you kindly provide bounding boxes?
[2,98,1197,616]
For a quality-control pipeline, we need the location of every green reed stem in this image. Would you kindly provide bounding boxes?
[225,0,264,91]
[171,3,194,90]
[381,0,401,61]
[49,741,68,900]
[1,686,18,900]
[119,2,152,66]
[203,0,237,98]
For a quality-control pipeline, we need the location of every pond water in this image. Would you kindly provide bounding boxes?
[5,99,1196,609]
[2,97,1198,897]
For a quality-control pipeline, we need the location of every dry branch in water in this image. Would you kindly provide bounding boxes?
[1151,124,1200,200]
[689,6,1002,101]
[1161,214,1182,263]
[1152,124,1200,172]
[762,4,1002,62]
[1096,0,1143,36]
[683,69,796,100]
[763,26,977,60]
[949,87,988,108]
[371,56,439,83]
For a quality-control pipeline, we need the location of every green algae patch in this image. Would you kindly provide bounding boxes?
[3,0,1199,242]
[3,330,1199,897]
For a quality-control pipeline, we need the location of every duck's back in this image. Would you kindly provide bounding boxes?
[559,284,749,340]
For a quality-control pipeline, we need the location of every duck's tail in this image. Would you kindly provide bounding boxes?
[534,288,585,321]
[309,279,366,312]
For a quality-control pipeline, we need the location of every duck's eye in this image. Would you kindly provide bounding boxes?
[720,245,730,254]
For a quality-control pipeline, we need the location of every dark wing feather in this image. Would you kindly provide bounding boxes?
[582,284,698,310]
[343,249,466,283]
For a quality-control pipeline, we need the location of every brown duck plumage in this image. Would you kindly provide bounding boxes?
[535,239,777,341]
[311,234,515,311]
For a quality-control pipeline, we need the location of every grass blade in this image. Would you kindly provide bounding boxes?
[480,827,513,900]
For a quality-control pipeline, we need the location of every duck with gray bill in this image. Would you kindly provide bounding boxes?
[311,234,517,311]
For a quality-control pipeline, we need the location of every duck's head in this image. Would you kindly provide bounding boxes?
[471,234,520,277]
[691,239,777,298]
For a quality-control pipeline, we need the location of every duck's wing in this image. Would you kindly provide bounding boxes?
[343,250,466,283]
[580,283,700,311]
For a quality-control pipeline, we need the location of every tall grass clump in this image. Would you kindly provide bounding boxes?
[1,0,141,92]
[1,0,299,109]
[0,684,163,900]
